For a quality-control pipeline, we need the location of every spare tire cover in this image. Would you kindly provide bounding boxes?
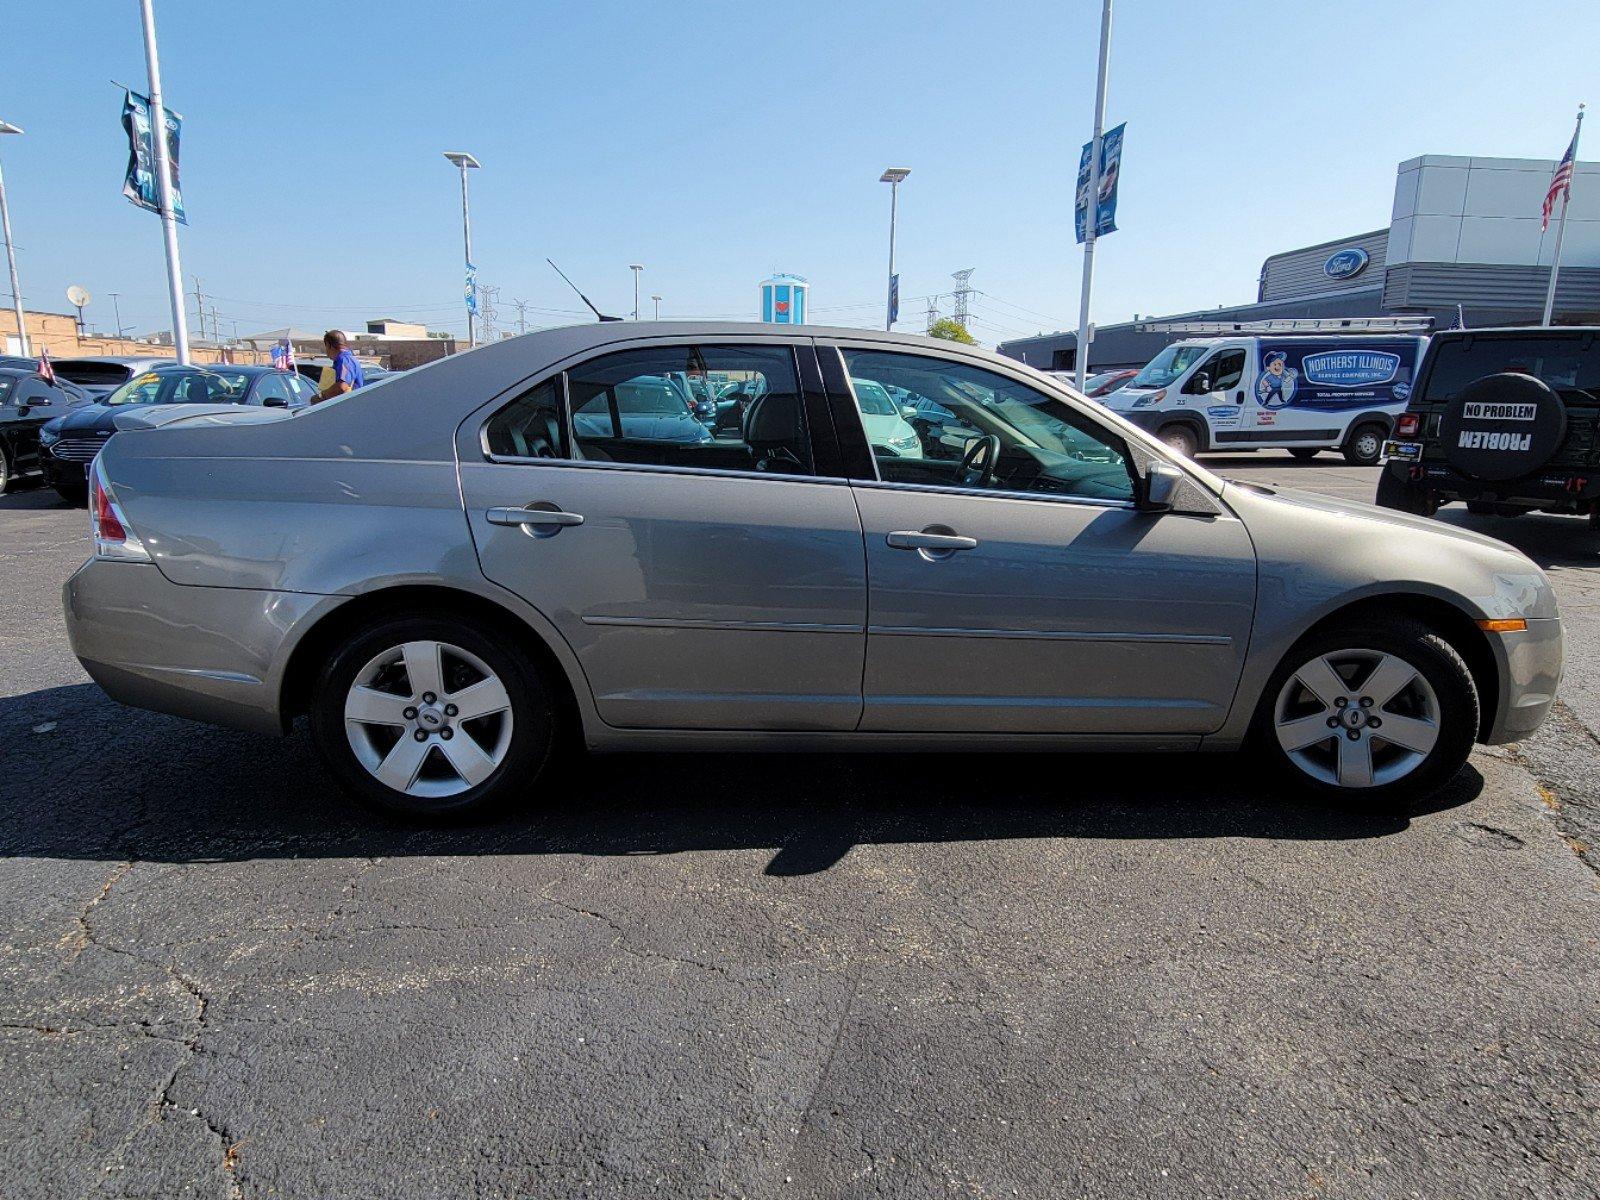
[1439,372,1565,482]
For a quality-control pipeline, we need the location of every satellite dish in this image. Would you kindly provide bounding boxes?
[66,285,91,308]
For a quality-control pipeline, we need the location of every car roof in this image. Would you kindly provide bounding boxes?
[1431,326,1600,342]
[53,355,174,367]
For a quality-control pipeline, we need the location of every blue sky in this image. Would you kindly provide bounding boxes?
[2,0,1595,346]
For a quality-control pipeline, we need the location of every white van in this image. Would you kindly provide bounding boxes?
[1101,334,1428,464]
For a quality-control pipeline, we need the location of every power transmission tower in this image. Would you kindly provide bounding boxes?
[478,284,501,340]
[513,298,528,335]
[951,269,975,333]
[925,296,940,332]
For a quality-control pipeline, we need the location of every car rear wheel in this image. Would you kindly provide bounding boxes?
[309,613,555,820]
[1157,423,1199,458]
[0,447,11,494]
[1288,448,1320,461]
[1342,422,1386,467]
[1255,616,1478,807]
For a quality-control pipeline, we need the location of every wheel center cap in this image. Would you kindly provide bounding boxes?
[418,707,445,729]
[1340,706,1366,729]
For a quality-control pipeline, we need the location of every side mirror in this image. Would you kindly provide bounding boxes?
[1139,461,1185,513]
[1191,373,1211,395]
[901,405,919,421]
[261,395,288,408]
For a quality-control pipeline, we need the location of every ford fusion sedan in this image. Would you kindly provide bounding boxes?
[41,364,316,502]
[63,323,1561,821]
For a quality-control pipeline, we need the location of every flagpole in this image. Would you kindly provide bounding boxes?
[1074,0,1113,392]
[138,0,190,364]
[1542,103,1585,328]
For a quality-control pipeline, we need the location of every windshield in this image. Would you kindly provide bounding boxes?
[104,369,251,406]
[1130,344,1209,389]
[854,379,898,416]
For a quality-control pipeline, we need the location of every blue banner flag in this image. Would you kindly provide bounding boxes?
[465,262,478,315]
[1074,122,1124,244]
[121,90,186,224]
[888,273,900,325]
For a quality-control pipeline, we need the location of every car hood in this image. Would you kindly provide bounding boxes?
[1227,481,1521,553]
[48,403,121,436]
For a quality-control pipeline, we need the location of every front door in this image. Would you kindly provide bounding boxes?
[458,339,867,732]
[830,344,1257,735]
[1178,347,1251,448]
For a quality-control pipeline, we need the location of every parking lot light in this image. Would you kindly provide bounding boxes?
[880,167,910,331]
[443,152,481,346]
[0,119,28,356]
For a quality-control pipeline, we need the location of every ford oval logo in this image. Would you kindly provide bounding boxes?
[1324,247,1370,280]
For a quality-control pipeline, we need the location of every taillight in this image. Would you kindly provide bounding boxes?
[1397,413,1420,438]
[90,460,150,562]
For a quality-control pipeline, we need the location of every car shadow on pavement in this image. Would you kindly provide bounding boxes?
[0,484,80,511]
[1,683,1481,876]
[1433,508,1598,569]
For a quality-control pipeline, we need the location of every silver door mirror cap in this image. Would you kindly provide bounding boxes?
[1140,461,1185,513]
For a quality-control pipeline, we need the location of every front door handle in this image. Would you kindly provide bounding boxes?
[487,504,585,537]
[886,528,978,562]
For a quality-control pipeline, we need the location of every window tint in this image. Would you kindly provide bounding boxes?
[1424,337,1600,404]
[843,349,1135,503]
[486,379,565,459]
[1185,349,1245,393]
[568,344,811,475]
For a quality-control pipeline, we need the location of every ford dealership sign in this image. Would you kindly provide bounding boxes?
[1323,247,1370,280]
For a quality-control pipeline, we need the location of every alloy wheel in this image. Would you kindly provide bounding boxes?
[1273,648,1440,789]
[343,640,514,798]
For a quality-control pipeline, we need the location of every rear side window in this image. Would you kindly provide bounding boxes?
[485,344,813,477]
[1424,337,1600,404]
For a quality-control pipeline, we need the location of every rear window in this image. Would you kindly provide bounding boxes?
[53,362,134,386]
[1423,336,1600,405]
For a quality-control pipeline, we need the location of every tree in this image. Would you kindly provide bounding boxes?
[927,318,976,345]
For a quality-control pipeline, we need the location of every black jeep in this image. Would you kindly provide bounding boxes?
[1377,327,1600,522]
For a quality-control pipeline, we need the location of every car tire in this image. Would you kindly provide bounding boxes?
[1289,448,1320,461]
[1157,423,1199,458]
[1342,422,1386,467]
[1253,615,1479,809]
[0,447,10,494]
[1375,468,1432,516]
[309,612,555,821]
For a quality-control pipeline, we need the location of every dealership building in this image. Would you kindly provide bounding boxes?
[998,153,1600,374]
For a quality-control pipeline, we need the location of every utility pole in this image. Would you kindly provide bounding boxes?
[925,296,939,333]
[191,275,205,344]
[1542,103,1585,327]
[139,0,190,364]
[651,294,662,320]
[0,119,27,356]
[1074,0,1113,391]
[108,291,128,339]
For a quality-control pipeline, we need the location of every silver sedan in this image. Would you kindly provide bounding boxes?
[63,323,1562,819]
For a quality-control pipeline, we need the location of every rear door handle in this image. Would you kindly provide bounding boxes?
[487,504,585,535]
[886,530,978,552]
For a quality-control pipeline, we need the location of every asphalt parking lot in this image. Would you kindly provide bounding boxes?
[3,455,1599,1199]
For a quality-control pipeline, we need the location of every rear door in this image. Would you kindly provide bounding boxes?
[825,342,1257,736]
[458,336,867,732]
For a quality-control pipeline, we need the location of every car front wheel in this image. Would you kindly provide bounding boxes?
[1256,616,1478,807]
[1157,423,1199,458]
[1343,422,1386,467]
[309,613,555,820]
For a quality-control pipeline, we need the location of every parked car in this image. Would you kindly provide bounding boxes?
[853,377,923,458]
[1081,368,1140,399]
[64,322,1560,821]
[1377,327,1600,523]
[572,374,714,446]
[1104,334,1428,463]
[50,356,177,399]
[0,368,92,492]
[40,364,316,503]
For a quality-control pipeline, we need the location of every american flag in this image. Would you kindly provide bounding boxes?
[1543,126,1579,231]
[35,349,56,385]
[270,337,295,373]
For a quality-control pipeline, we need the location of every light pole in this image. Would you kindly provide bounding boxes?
[443,151,481,346]
[1074,0,1114,391]
[880,167,910,331]
[0,119,27,356]
[138,0,190,364]
[651,294,661,320]
[630,264,643,320]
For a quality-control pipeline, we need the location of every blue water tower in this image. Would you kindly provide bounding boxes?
[759,274,808,325]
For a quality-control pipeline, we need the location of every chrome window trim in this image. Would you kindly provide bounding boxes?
[847,475,1137,512]
[480,451,851,489]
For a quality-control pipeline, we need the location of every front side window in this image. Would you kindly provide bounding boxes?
[1184,349,1245,394]
[486,344,813,476]
[843,349,1136,503]
[0,377,14,405]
